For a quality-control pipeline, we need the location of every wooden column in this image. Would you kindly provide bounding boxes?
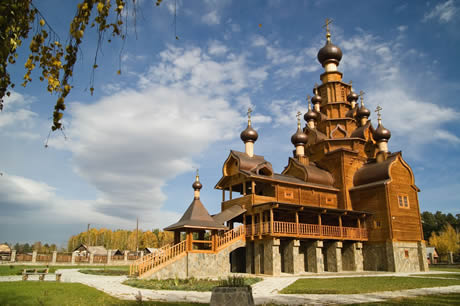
[186,231,193,251]
[259,211,263,238]
[270,208,274,234]
[318,214,322,237]
[251,214,255,240]
[243,181,246,196]
[295,211,299,236]
[251,181,255,205]
[357,217,361,239]
[222,190,225,202]
[211,230,216,252]
[229,185,232,200]
[339,215,343,238]
[243,213,247,235]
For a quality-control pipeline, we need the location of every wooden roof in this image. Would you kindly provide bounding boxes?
[164,198,228,231]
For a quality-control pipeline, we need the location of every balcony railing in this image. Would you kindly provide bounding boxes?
[246,221,368,241]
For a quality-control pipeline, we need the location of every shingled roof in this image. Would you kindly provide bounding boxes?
[164,198,228,231]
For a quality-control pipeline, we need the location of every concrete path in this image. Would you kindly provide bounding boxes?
[1,269,460,305]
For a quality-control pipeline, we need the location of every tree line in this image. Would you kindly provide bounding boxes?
[66,228,174,252]
[421,211,459,258]
[8,242,58,253]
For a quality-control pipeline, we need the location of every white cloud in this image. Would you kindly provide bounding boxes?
[366,87,460,147]
[423,0,457,23]
[202,10,220,25]
[208,40,228,56]
[48,43,268,223]
[269,99,308,127]
[252,35,268,47]
[397,25,408,32]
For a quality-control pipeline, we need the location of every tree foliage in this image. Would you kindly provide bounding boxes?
[66,227,174,251]
[428,223,459,256]
[1,0,163,131]
[421,210,460,241]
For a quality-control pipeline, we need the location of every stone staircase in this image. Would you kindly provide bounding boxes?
[130,226,245,278]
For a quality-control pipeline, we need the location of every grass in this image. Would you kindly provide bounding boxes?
[0,281,206,306]
[280,276,460,294]
[429,265,460,273]
[414,273,460,280]
[348,292,460,305]
[79,269,128,276]
[0,265,129,276]
[124,277,262,292]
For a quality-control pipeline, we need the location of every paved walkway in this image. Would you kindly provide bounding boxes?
[1,269,460,305]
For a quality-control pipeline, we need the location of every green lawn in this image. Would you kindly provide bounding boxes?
[280,276,460,294]
[0,265,129,276]
[124,277,262,292]
[414,273,460,280]
[79,268,128,276]
[0,282,206,306]
[348,292,460,305]
[430,265,460,273]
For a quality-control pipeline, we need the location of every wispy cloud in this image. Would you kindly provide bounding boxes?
[202,10,220,25]
[423,0,457,23]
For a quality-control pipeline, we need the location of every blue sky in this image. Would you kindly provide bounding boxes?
[1,0,459,246]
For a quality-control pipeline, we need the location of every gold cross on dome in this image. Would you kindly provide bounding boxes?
[323,18,333,41]
[296,111,302,127]
[359,90,365,105]
[247,107,252,120]
[375,105,383,120]
[323,18,333,34]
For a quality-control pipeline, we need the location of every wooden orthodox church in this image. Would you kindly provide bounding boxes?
[130,21,428,278]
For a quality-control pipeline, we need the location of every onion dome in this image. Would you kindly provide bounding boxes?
[291,114,308,146]
[304,98,318,122]
[240,108,258,143]
[373,123,391,142]
[357,105,371,118]
[240,123,258,143]
[192,170,202,190]
[347,91,359,103]
[317,41,342,67]
[317,19,342,67]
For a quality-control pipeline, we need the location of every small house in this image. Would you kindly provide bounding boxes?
[426,247,439,264]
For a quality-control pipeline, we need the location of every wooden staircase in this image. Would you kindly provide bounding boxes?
[129,226,246,278]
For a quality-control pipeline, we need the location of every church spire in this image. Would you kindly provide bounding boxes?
[240,108,258,157]
[192,169,203,199]
[317,18,343,72]
[291,111,308,157]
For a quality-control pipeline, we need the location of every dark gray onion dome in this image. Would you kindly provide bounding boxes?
[357,105,371,118]
[373,124,392,142]
[192,178,203,190]
[304,109,319,122]
[347,91,359,103]
[311,94,322,105]
[291,127,308,146]
[240,124,258,143]
[317,41,343,66]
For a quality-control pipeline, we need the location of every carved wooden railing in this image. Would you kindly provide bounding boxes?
[130,240,186,277]
[246,221,368,241]
[215,225,245,251]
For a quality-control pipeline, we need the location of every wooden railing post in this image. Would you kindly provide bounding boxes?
[318,214,322,237]
[251,214,255,240]
[259,212,263,238]
[295,211,299,236]
[357,218,361,239]
[339,215,343,238]
[270,208,274,234]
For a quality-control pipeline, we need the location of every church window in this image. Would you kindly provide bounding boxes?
[398,195,410,208]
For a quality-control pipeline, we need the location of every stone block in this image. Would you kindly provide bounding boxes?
[210,286,254,306]
[307,240,324,273]
[326,241,342,272]
[10,250,16,262]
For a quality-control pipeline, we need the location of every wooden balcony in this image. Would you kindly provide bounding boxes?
[246,221,368,241]
[221,194,275,210]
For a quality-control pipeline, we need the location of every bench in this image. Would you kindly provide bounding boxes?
[22,268,50,281]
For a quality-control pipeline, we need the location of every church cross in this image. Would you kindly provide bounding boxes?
[375,105,383,120]
[323,18,333,34]
[323,18,333,41]
[359,90,365,105]
[247,107,252,120]
[296,111,302,122]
